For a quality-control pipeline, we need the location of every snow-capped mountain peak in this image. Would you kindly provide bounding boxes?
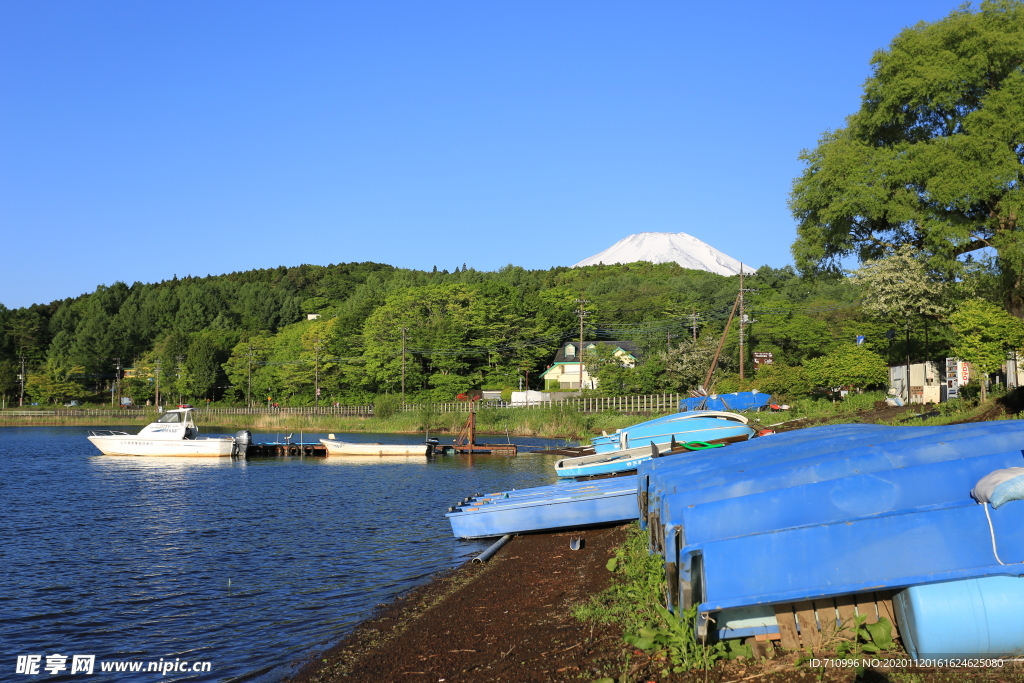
[572,232,754,276]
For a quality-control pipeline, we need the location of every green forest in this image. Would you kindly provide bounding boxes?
[3,1,1023,409]
[0,258,998,407]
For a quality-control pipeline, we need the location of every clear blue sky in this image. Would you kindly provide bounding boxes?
[1,0,964,309]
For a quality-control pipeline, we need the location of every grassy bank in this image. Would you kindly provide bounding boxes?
[0,406,665,442]
[0,413,161,428]
[4,390,1015,439]
[762,390,1010,428]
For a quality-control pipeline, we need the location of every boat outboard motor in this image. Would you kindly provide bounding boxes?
[233,430,252,457]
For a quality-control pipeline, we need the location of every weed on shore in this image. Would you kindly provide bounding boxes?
[572,523,746,679]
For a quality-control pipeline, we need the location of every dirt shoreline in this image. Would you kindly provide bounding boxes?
[286,525,1024,683]
[287,525,632,683]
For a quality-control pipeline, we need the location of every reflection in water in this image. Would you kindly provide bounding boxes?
[2,426,570,683]
[92,455,238,469]
[317,455,429,466]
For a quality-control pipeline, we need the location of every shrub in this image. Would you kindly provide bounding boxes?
[753,363,813,397]
[373,393,403,419]
[803,345,888,391]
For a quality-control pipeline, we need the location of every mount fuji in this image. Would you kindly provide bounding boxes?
[572,232,755,276]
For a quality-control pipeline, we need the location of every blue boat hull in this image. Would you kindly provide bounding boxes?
[446,477,639,538]
[590,412,754,455]
[556,451,654,478]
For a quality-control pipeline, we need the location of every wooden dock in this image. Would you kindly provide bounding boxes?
[444,410,518,456]
[244,442,327,458]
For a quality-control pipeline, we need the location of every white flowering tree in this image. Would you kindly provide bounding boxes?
[852,246,949,395]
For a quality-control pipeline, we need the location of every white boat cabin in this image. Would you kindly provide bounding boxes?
[139,407,200,440]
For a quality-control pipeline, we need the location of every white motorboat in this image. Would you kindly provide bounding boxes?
[87,406,237,457]
[319,434,430,457]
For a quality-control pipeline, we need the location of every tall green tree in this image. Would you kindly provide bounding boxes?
[26,360,85,405]
[361,283,478,398]
[790,0,1024,313]
[223,333,275,404]
[155,332,191,404]
[0,359,18,405]
[181,334,220,401]
[275,319,341,403]
[948,298,1024,400]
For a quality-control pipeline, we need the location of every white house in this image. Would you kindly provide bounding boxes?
[538,340,639,390]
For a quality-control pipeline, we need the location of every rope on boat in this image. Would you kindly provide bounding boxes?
[983,502,1009,566]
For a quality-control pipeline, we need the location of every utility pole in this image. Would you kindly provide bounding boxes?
[155,359,161,408]
[738,267,756,381]
[739,267,746,381]
[574,298,590,390]
[176,355,185,405]
[401,328,407,400]
[314,336,322,407]
[689,309,701,342]
[113,358,122,407]
[18,355,26,407]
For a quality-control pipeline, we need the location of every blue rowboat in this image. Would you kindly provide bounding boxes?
[446,476,639,538]
[589,411,755,455]
[554,439,726,479]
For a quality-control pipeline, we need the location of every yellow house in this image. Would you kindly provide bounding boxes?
[539,341,639,390]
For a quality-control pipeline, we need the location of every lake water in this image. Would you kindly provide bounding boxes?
[1,427,573,682]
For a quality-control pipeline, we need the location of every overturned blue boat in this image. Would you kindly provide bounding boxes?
[446,477,640,538]
[638,420,1024,653]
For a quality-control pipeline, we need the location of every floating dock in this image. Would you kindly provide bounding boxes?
[436,410,518,456]
[229,431,328,457]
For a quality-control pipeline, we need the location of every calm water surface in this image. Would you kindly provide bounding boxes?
[1,427,573,682]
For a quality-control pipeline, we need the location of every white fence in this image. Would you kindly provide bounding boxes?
[1,393,688,418]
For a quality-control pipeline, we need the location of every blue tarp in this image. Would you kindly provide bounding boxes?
[678,391,771,412]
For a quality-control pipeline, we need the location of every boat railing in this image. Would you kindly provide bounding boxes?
[88,429,130,437]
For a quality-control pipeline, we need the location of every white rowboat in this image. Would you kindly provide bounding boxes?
[319,435,430,457]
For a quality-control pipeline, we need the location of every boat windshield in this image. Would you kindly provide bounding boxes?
[155,412,182,424]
